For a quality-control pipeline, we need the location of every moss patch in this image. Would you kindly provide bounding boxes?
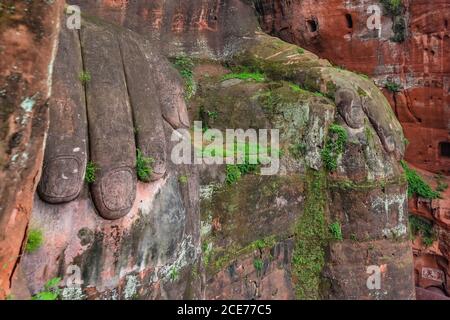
[409,215,436,247]
[292,170,328,300]
[172,55,197,100]
[85,161,98,184]
[222,72,265,82]
[136,149,154,182]
[321,124,348,172]
[25,229,44,253]
[206,235,277,274]
[32,277,61,300]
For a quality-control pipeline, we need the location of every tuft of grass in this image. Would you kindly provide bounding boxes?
[79,71,91,84]
[329,221,343,241]
[401,161,440,199]
[289,83,308,94]
[168,266,180,282]
[253,237,276,251]
[380,0,403,16]
[321,124,348,172]
[409,215,436,247]
[253,258,264,273]
[289,142,307,159]
[222,72,265,82]
[224,142,264,184]
[225,165,242,185]
[313,91,325,98]
[179,175,188,185]
[136,149,154,182]
[25,229,43,253]
[198,106,219,129]
[32,277,61,300]
[172,55,196,100]
[297,48,305,54]
[385,80,402,93]
[85,161,98,184]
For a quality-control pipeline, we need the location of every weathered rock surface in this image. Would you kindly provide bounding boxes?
[255,0,450,175]
[254,0,450,299]
[68,0,259,58]
[18,16,200,300]
[4,0,418,300]
[408,167,450,298]
[0,0,64,299]
[194,33,414,299]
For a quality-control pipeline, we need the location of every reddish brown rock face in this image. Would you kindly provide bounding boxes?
[68,0,259,57]
[2,0,418,300]
[0,0,64,299]
[408,167,450,298]
[255,0,450,175]
[19,15,200,300]
[254,0,450,299]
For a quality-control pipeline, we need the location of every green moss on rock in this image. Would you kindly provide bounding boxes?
[292,170,328,300]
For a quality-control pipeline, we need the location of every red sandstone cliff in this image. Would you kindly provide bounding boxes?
[0,0,64,299]
[0,0,425,300]
[255,0,450,175]
[254,0,450,298]
[6,0,414,300]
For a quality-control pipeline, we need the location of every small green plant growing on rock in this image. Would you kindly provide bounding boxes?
[401,161,440,199]
[85,161,98,184]
[32,277,61,300]
[329,221,343,241]
[207,110,219,121]
[313,91,326,98]
[253,258,264,274]
[289,142,307,159]
[168,266,180,282]
[381,0,403,16]
[385,80,402,93]
[409,215,436,247]
[297,48,305,54]
[136,149,154,182]
[79,71,91,84]
[25,229,43,253]
[225,142,262,184]
[172,55,196,100]
[179,175,188,185]
[321,124,348,172]
[225,165,242,184]
[222,71,265,82]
